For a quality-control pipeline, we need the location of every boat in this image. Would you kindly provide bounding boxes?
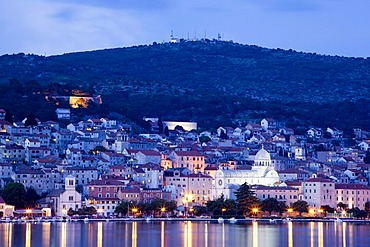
[335,218,343,223]
[84,217,89,223]
[218,217,224,223]
[269,219,276,223]
[145,217,151,222]
[229,217,237,224]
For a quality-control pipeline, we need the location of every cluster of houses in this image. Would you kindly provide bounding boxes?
[0,110,369,217]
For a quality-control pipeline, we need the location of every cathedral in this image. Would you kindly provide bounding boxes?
[213,147,280,199]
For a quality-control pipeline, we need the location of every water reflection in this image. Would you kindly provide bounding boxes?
[310,222,314,247]
[60,222,66,247]
[4,223,12,247]
[318,222,323,247]
[25,223,31,247]
[161,221,165,247]
[252,221,258,247]
[288,222,293,247]
[183,221,192,247]
[342,222,347,247]
[132,221,137,247]
[97,222,103,247]
[0,220,368,246]
[42,223,50,246]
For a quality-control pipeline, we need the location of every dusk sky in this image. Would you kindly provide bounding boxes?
[1,0,369,57]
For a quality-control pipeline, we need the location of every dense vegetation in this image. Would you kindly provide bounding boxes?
[0,40,369,132]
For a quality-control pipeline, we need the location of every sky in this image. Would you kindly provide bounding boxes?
[1,0,370,57]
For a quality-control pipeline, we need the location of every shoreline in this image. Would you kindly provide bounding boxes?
[2,217,370,224]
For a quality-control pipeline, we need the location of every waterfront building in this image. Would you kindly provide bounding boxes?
[214,147,280,199]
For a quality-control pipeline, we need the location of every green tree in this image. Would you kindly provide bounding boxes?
[337,202,347,211]
[320,205,335,216]
[164,126,169,137]
[77,206,97,215]
[25,113,38,127]
[24,187,41,208]
[234,183,260,215]
[199,135,211,143]
[5,109,13,124]
[89,145,108,155]
[220,130,228,140]
[260,198,280,216]
[158,117,163,134]
[115,200,138,217]
[1,182,26,208]
[364,201,370,216]
[292,200,309,216]
[364,150,370,164]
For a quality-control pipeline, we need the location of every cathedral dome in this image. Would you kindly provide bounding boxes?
[255,147,271,161]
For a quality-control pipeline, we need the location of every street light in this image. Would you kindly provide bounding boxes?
[222,208,226,216]
[189,207,194,216]
[161,207,166,217]
[252,208,259,217]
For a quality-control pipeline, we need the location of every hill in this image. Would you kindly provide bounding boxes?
[0,40,369,132]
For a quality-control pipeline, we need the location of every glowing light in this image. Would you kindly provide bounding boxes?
[132,222,137,247]
[222,208,226,212]
[97,208,104,214]
[26,209,32,214]
[252,208,259,213]
[309,209,315,215]
[318,209,324,213]
[161,207,166,213]
[26,223,31,247]
[98,222,103,247]
[132,208,138,213]
[288,222,293,247]
[287,208,293,213]
[189,208,194,213]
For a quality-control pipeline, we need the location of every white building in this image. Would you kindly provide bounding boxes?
[45,176,82,216]
[214,147,280,199]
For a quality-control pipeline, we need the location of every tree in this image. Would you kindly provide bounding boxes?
[206,195,236,215]
[77,206,97,216]
[5,110,13,124]
[158,117,163,134]
[24,113,38,127]
[1,182,26,208]
[174,125,185,132]
[234,183,260,215]
[115,200,138,217]
[292,200,309,216]
[219,130,228,140]
[89,145,108,155]
[365,201,370,215]
[364,150,370,164]
[320,205,335,216]
[337,202,347,211]
[199,135,211,143]
[351,207,367,219]
[164,126,169,137]
[261,198,280,216]
[24,187,41,208]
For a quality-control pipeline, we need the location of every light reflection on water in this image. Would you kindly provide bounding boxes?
[0,220,369,247]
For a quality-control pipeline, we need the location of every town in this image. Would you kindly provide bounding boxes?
[0,107,369,220]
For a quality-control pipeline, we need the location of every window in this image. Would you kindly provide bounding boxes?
[69,196,74,201]
[69,180,74,186]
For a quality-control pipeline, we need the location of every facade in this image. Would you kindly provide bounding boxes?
[45,176,82,216]
[253,185,299,206]
[169,151,206,173]
[164,169,213,206]
[214,147,280,199]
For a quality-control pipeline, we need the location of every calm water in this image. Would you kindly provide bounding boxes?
[0,220,370,247]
